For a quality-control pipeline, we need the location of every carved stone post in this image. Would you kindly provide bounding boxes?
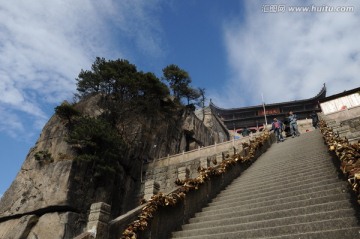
[144,180,160,200]
[177,166,189,181]
[200,157,209,169]
[87,202,111,239]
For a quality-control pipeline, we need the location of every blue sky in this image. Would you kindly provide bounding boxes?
[1,0,359,197]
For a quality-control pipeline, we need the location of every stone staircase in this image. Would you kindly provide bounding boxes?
[171,130,360,239]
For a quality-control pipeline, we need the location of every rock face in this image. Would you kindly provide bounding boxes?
[0,113,85,238]
[195,106,230,143]
[0,95,228,239]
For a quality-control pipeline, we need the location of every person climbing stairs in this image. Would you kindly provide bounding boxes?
[171,130,360,239]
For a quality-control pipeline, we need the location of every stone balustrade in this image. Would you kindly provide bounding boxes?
[74,202,111,239]
[140,119,314,201]
[74,127,279,239]
[108,132,275,239]
[141,132,263,200]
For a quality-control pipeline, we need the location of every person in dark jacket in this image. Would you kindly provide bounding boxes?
[271,118,284,143]
[242,127,250,137]
[310,111,319,129]
[288,111,300,137]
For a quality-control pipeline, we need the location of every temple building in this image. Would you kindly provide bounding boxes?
[210,84,326,134]
[319,86,360,116]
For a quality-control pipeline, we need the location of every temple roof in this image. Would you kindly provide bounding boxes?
[210,84,326,113]
[319,86,360,103]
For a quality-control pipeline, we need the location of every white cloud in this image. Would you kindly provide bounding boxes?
[0,106,25,137]
[0,0,164,139]
[218,0,360,107]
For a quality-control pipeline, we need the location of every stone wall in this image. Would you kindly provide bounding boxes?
[319,106,360,144]
[195,106,230,143]
[296,118,314,133]
[342,116,360,132]
[338,116,360,143]
[108,133,275,239]
[321,105,360,122]
[140,132,263,200]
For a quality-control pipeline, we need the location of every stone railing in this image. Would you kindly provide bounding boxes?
[74,132,275,239]
[140,119,314,201]
[141,131,263,200]
[108,132,275,239]
[74,202,111,239]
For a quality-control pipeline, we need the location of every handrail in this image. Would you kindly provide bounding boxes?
[153,132,262,162]
[115,131,273,239]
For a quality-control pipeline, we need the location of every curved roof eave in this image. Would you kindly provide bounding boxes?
[210,84,326,113]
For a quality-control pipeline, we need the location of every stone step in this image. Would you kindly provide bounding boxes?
[178,211,356,235]
[222,168,339,193]
[238,151,334,171]
[182,208,354,231]
[196,193,350,217]
[221,168,340,196]
[169,130,360,239]
[248,158,333,171]
[236,159,336,178]
[172,217,358,238]
[207,186,349,210]
[213,180,347,204]
[265,227,360,239]
[224,167,339,193]
[189,200,353,224]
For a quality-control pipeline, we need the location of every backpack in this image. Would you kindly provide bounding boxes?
[274,122,280,129]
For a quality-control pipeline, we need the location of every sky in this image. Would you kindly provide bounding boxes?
[1,0,359,197]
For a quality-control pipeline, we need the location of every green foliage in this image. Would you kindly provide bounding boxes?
[135,72,171,116]
[74,154,99,162]
[76,57,137,98]
[183,87,201,106]
[55,102,80,124]
[94,164,117,178]
[68,116,125,156]
[162,64,201,106]
[34,150,53,163]
[76,58,171,123]
[162,64,191,100]
[67,116,126,178]
[58,152,71,161]
[68,57,207,181]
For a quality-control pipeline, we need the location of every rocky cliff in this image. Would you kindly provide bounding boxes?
[0,112,84,238]
[0,95,228,239]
